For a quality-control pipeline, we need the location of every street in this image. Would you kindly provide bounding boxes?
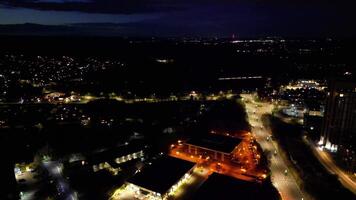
[241,94,305,200]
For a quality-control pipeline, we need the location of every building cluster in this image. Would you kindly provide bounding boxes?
[259,78,356,175]
[0,55,123,102]
[109,129,269,200]
[279,80,327,116]
[13,138,149,199]
[273,79,356,174]
[259,79,327,136]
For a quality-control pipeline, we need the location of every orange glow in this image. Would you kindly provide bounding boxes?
[167,135,267,183]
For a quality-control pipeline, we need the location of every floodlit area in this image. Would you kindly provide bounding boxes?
[281,80,326,91]
[168,134,267,182]
[14,163,38,185]
[110,167,209,200]
[169,167,210,200]
[110,183,161,200]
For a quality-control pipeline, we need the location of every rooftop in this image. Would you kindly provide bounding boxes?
[186,134,241,153]
[194,173,280,200]
[127,156,195,195]
[87,140,146,165]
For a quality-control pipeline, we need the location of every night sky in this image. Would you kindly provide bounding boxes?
[0,0,355,37]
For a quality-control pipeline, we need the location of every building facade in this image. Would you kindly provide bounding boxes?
[183,134,242,163]
[319,81,356,172]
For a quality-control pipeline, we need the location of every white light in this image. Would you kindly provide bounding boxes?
[318,136,324,145]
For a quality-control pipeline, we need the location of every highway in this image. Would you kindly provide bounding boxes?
[304,138,356,195]
[241,94,305,200]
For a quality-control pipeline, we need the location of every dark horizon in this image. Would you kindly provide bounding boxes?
[1,2,356,200]
[1,1,356,38]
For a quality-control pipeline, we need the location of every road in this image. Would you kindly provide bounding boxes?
[0,92,239,106]
[241,94,305,200]
[304,138,356,195]
[42,161,78,200]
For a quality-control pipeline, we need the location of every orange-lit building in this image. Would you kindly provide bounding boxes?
[182,134,242,162]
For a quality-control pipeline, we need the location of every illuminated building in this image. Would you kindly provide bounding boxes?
[183,134,242,162]
[282,79,327,91]
[1,164,18,200]
[319,81,356,172]
[125,156,196,199]
[87,141,147,173]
